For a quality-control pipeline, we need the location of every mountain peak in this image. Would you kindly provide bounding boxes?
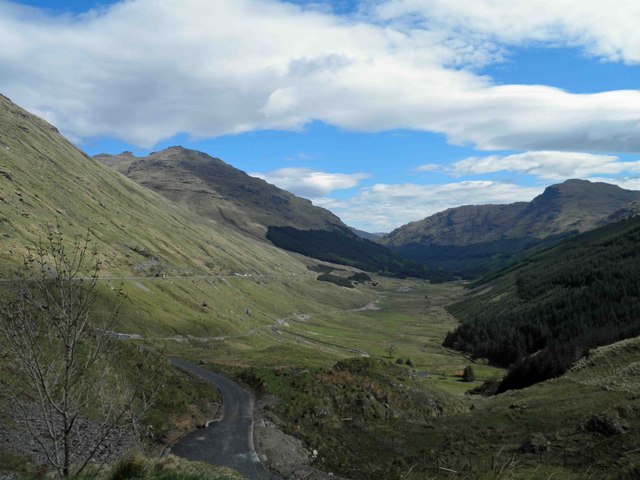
[380,178,640,278]
[560,178,592,185]
[154,145,189,154]
[547,178,625,192]
[95,147,346,238]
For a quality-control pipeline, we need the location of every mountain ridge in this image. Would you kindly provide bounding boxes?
[95,147,346,239]
[96,147,432,278]
[380,179,640,278]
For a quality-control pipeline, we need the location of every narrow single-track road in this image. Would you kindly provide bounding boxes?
[169,358,279,480]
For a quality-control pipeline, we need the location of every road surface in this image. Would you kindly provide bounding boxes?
[169,358,278,480]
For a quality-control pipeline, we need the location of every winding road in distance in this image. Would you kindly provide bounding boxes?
[169,358,279,480]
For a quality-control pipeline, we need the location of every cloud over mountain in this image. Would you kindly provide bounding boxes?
[252,167,370,197]
[451,151,640,181]
[315,180,544,232]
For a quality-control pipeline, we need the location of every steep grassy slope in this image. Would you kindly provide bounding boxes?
[0,96,309,278]
[446,215,640,391]
[95,147,345,239]
[381,179,640,278]
[0,94,378,338]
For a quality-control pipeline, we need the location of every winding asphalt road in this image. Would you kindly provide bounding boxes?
[169,358,278,480]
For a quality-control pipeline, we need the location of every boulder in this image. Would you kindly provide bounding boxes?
[520,432,550,453]
[578,413,627,435]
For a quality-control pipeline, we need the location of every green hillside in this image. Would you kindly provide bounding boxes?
[0,93,381,340]
[392,335,640,479]
[0,96,308,279]
[446,215,640,391]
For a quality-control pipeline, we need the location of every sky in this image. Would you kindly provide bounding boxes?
[2,0,640,232]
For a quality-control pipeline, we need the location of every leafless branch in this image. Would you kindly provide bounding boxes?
[0,222,157,478]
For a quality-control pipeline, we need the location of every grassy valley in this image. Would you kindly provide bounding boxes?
[2,93,640,480]
[158,276,640,479]
[0,94,493,478]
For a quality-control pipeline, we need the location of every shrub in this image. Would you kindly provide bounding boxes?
[348,272,372,283]
[317,273,354,288]
[462,365,475,382]
[110,455,147,480]
[469,377,501,396]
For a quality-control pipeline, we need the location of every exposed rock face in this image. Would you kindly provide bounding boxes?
[608,200,640,222]
[2,404,138,469]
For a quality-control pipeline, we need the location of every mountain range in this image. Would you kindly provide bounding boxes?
[380,179,640,278]
[96,148,432,279]
[0,94,304,280]
[5,88,639,284]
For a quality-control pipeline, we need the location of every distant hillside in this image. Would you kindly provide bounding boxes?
[95,147,345,238]
[350,227,384,241]
[97,148,429,278]
[267,225,437,279]
[446,215,640,391]
[380,179,640,278]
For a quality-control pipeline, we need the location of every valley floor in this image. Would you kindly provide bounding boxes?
[145,276,501,393]
[155,276,640,480]
[4,274,640,479]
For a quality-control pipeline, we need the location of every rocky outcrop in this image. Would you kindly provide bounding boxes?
[1,404,138,469]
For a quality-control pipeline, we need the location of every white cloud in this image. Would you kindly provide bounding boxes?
[252,167,370,196]
[414,163,441,172]
[1,0,640,152]
[375,0,640,64]
[451,151,640,181]
[314,180,543,231]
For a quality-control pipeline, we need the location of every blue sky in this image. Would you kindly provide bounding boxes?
[2,0,640,231]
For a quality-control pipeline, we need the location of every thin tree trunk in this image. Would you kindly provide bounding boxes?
[63,410,70,478]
